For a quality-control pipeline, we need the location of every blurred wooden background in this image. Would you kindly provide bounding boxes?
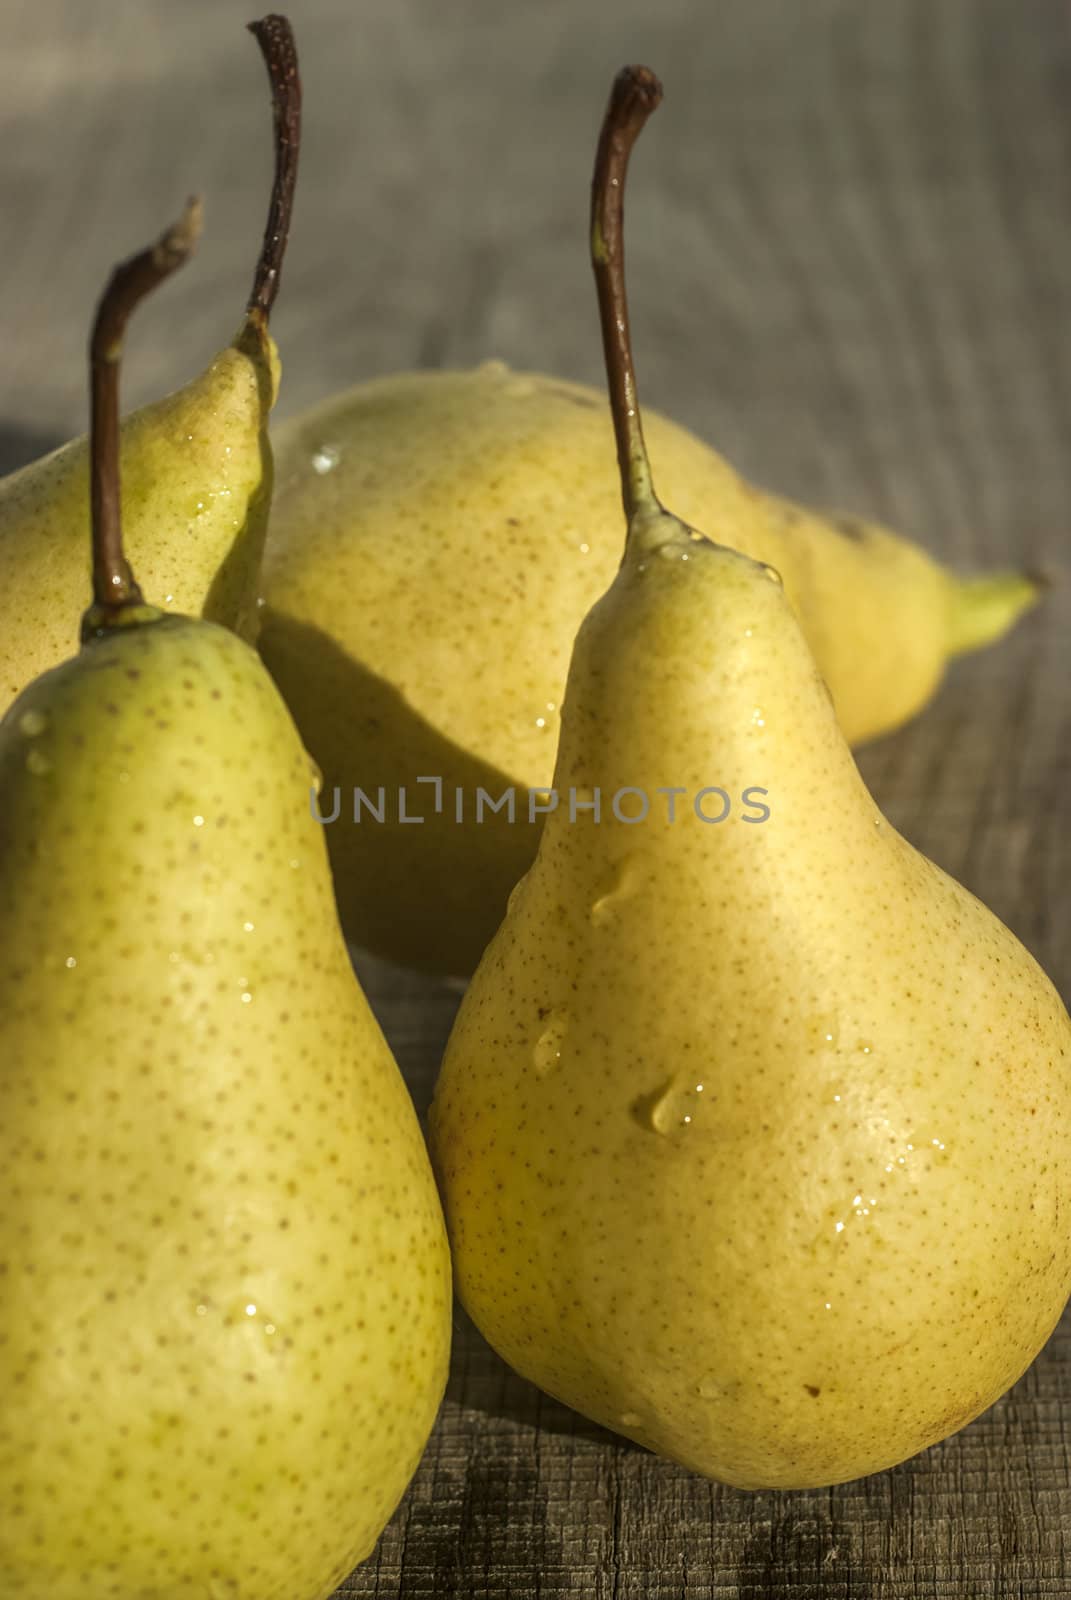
[2,0,1071,1595]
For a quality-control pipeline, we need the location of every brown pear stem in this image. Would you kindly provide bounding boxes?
[87,199,202,622]
[590,65,664,526]
[246,14,301,323]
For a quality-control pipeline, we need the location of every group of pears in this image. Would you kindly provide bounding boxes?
[1,19,1067,1600]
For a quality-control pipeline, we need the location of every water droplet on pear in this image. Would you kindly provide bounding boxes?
[589,853,646,926]
[635,1074,707,1136]
[532,1011,570,1077]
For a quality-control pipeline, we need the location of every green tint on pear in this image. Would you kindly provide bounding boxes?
[0,15,301,715]
[0,118,451,1600]
[429,65,1071,1491]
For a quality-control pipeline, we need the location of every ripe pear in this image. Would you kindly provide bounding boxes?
[0,14,302,716]
[0,195,451,1598]
[259,322,1036,980]
[429,66,1071,1490]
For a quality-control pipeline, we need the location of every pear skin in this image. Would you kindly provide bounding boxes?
[0,324,278,707]
[0,81,447,1596]
[0,9,300,717]
[430,519,1071,1488]
[429,61,1071,1491]
[0,615,452,1595]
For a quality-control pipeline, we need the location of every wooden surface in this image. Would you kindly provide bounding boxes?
[3,0,1071,1594]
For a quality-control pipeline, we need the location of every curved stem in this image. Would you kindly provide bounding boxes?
[87,199,202,621]
[590,64,663,527]
[246,14,302,323]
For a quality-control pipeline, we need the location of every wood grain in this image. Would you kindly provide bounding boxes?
[2,0,1070,1594]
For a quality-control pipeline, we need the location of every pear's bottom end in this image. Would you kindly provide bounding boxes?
[471,1334,1043,1496]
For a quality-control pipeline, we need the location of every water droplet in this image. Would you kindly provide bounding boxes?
[243,921,255,933]
[688,528,705,542]
[762,564,783,584]
[245,1304,257,1317]
[532,1011,570,1077]
[25,749,51,776]
[535,717,546,729]
[858,1041,873,1055]
[192,815,205,828]
[578,541,591,555]
[590,853,647,926]
[636,1074,708,1135]
[310,444,340,475]
[64,956,77,970]
[751,708,766,728]
[195,1304,208,1317]
[241,992,252,1005]
[18,709,48,738]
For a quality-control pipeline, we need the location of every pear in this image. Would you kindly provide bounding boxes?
[429,66,1071,1490]
[0,15,302,716]
[258,231,1036,983]
[0,198,451,1595]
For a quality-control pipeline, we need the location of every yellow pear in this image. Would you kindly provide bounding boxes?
[429,65,1071,1490]
[0,14,301,714]
[258,201,1036,980]
[0,188,450,1596]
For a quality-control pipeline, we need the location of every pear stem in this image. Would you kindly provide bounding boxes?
[86,199,202,626]
[246,14,302,324]
[590,65,664,529]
